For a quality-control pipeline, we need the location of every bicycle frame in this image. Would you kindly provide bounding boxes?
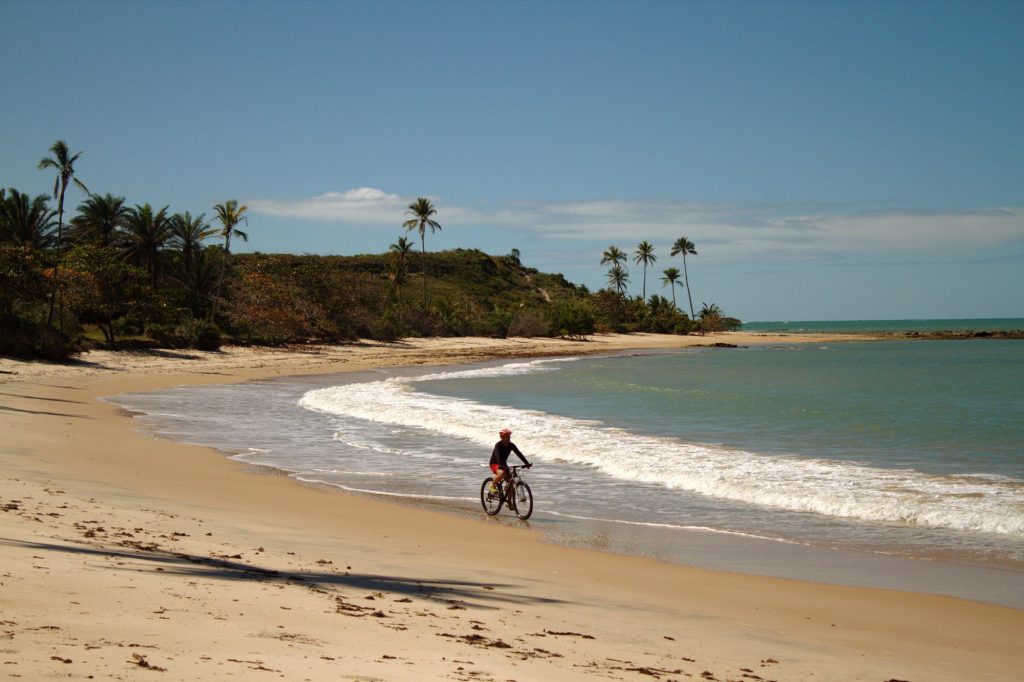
[503,465,527,495]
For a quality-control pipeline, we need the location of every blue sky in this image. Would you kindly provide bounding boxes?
[3,0,1022,321]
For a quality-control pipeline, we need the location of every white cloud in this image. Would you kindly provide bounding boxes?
[248,187,409,224]
[499,201,1024,263]
[248,187,1024,264]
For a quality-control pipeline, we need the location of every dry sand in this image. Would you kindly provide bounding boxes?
[2,332,1022,681]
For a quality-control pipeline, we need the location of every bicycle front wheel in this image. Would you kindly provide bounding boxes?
[512,481,533,520]
[480,477,502,516]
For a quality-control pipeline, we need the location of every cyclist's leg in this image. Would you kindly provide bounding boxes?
[490,464,506,492]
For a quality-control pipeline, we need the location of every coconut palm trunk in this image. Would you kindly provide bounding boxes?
[671,237,697,320]
[38,141,89,333]
[660,267,681,310]
[210,200,249,324]
[682,252,694,318]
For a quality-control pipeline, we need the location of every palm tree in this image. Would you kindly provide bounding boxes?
[660,267,682,310]
[699,302,723,334]
[177,244,220,320]
[170,211,216,271]
[71,193,128,247]
[387,235,414,303]
[633,241,656,299]
[170,212,216,310]
[211,200,249,322]
[38,140,89,329]
[606,263,629,294]
[670,236,697,321]
[0,189,57,250]
[600,245,627,268]
[123,204,172,286]
[402,197,442,308]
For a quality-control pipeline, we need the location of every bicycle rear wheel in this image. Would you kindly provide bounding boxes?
[512,481,533,520]
[480,477,502,516]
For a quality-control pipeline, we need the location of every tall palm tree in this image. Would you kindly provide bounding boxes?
[633,241,656,299]
[38,140,89,329]
[211,200,249,322]
[388,235,414,303]
[660,267,682,310]
[123,204,172,286]
[0,189,57,249]
[670,236,697,321]
[600,245,627,268]
[606,263,629,294]
[71,193,128,247]
[402,197,442,308]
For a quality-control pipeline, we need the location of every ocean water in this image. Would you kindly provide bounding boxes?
[742,317,1024,333]
[110,338,1024,607]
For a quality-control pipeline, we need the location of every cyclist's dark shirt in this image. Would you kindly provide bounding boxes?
[490,440,527,469]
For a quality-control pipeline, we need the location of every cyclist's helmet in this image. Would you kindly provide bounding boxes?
[499,428,512,437]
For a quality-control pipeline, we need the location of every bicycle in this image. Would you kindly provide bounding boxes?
[480,465,533,520]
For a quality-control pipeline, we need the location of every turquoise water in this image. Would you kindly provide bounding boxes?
[742,318,1024,333]
[423,341,1022,479]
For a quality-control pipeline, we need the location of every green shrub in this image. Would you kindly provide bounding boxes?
[547,299,595,339]
[0,315,79,361]
[509,309,550,338]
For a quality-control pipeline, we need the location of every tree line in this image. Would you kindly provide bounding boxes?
[1,140,738,360]
[599,238,733,334]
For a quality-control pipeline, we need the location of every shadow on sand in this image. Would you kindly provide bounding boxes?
[1,536,565,608]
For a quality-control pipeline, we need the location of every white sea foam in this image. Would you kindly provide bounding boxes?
[291,476,471,502]
[543,510,805,544]
[413,357,578,383]
[299,369,1024,537]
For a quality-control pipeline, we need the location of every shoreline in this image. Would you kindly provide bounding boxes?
[115,348,1024,610]
[3,332,1023,680]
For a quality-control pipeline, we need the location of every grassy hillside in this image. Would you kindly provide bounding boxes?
[225,248,594,343]
[239,248,585,307]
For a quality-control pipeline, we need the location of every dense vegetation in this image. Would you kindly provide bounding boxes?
[1,141,739,360]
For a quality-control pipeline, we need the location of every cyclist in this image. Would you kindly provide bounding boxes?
[489,428,531,494]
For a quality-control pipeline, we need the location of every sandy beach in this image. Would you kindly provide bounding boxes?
[2,332,1022,681]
